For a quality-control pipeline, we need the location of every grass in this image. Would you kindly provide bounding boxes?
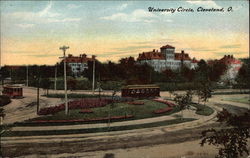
[2,118,196,137]
[212,91,250,95]
[222,96,250,104]
[191,103,214,116]
[28,99,181,124]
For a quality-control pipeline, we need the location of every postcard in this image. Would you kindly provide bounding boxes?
[0,1,249,158]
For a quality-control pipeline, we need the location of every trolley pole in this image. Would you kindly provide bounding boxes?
[59,46,70,115]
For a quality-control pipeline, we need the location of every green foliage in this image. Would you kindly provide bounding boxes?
[174,90,193,119]
[101,81,123,90]
[29,99,181,121]
[201,109,250,158]
[191,103,214,116]
[234,59,250,90]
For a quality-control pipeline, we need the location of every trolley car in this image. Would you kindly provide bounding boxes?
[2,85,23,98]
[121,85,160,98]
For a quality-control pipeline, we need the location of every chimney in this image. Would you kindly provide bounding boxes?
[181,50,184,54]
[153,49,155,52]
[231,55,233,58]
[92,55,96,60]
[82,54,87,58]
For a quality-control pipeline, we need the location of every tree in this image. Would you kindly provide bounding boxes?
[40,78,51,96]
[67,78,77,91]
[197,81,212,105]
[201,109,250,158]
[174,90,193,119]
[235,59,250,92]
[208,61,227,82]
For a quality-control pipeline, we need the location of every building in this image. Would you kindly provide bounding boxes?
[219,55,242,82]
[63,54,95,77]
[137,45,198,72]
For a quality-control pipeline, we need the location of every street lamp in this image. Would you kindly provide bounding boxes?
[59,45,69,115]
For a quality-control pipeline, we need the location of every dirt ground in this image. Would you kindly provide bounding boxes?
[1,87,250,158]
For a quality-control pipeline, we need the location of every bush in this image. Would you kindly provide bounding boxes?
[101,81,123,90]
[0,95,11,107]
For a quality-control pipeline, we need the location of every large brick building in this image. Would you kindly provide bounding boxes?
[137,45,198,72]
[219,55,242,82]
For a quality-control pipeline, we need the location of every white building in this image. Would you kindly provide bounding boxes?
[137,45,198,72]
[64,54,95,77]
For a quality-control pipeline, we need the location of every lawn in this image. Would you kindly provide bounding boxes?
[3,118,196,137]
[190,103,214,116]
[223,96,250,104]
[28,99,181,123]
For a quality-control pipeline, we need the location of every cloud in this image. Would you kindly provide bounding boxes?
[100,9,157,23]
[186,0,220,8]
[219,44,241,49]
[9,1,80,24]
[191,47,217,52]
[67,4,81,9]
[117,3,128,11]
[16,23,34,28]
[115,45,155,52]
[47,18,81,23]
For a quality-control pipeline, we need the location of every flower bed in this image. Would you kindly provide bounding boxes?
[79,109,93,114]
[153,98,176,107]
[127,101,144,105]
[32,115,134,123]
[38,98,112,115]
[153,107,173,114]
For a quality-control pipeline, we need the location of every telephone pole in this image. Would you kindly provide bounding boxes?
[54,64,57,92]
[92,55,96,94]
[59,45,70,115]
[26,65,29,87]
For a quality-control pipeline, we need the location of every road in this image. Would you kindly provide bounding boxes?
[1,87,249,158]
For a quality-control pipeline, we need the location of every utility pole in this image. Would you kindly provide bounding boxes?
[54,64,57,92]
[36,66,40,115]
[26,65,29,87]
[92,55,96,95]
[59,45,70,115]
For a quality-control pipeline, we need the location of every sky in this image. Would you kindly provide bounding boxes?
[0,0,249,65]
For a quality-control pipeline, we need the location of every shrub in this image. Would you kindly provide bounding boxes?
[0,95,11,107]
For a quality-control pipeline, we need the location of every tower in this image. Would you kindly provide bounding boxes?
[160,45,175,60]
